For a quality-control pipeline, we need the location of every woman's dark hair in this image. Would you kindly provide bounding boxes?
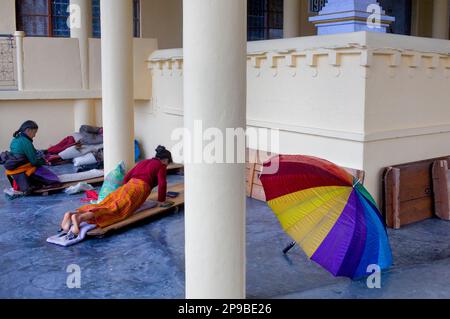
[13,120,39,138]
[155,145,173,164]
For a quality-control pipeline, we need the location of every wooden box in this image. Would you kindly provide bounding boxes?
[383,156,450,229]
[432,160,450,221]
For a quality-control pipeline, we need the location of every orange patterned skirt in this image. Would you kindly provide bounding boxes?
[76,178,151,228]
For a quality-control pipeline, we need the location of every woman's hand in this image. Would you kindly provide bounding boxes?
[75,142,82,150]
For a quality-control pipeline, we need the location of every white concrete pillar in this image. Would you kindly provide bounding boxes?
[432,0,450,39]
[284,0,301,38]
[184,0,247,299]
[100,0,135,173]
[74,99,95,131]
[13,31,25,91]
[70,0,92,89]
[70,0,95,130]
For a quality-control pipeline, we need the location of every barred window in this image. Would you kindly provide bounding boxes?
[248,0,283,41]
[379,0,412,35]
[92,0,101,38]
[16,0,52,37]
[16,0,140,38]
[51,0,70,37]
[16,0,70,37]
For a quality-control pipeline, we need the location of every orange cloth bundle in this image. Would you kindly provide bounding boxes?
[5,163,37,177]
[76,178,151,229]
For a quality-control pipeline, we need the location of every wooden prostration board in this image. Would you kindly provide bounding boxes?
[383,156,450,229]
[432,160,450,221]
[87,183,184,237]
[34,177,105,196]
[33,163,184,196]
[167,163,184,174]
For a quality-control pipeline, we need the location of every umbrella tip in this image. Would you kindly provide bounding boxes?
[352,178,362,188]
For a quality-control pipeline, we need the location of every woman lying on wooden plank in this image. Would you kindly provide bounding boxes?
[60,146,173,236]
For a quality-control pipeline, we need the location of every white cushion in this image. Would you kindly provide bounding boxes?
[71,132,83,142]
[59,144,103,160]
[73,153,98,167]
[58,169,104,183]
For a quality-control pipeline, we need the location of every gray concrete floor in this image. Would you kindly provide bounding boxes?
[1,165,450,299]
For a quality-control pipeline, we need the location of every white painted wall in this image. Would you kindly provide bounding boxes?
[0,0,16,34]
[23,38,83,91]
[0,100,75,150]
[361,33,450,200]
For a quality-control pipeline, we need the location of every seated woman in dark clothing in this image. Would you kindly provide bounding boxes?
[5,121,59,194]
[60,146,173,235]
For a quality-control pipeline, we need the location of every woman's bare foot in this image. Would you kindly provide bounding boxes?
[61,212,74,232]
[71,213,80,235]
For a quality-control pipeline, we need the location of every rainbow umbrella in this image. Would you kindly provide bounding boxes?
[260,155,393,280]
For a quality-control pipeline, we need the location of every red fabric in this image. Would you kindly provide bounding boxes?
[124,158,167,202]
[260,155,354,201]
[45,154,61,163]
[47,136,76,154]
[13,180,19,191]
[81,190,99,202]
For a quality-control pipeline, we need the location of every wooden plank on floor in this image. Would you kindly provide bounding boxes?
[167,163,183,173]
[87,183,185,237]
[33,177,105,196]
[33,163,183,196]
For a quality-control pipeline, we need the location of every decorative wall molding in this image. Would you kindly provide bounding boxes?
[147,34,450,144]
[149,46,450,80]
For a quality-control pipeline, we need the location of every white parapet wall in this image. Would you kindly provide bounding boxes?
[148,31,450,204]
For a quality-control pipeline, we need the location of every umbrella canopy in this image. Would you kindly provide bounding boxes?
[260,155,393,280]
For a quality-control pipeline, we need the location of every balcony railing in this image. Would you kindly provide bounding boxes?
[0,34,17,91]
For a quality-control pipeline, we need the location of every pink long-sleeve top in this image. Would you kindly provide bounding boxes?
[124,158,167,202]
